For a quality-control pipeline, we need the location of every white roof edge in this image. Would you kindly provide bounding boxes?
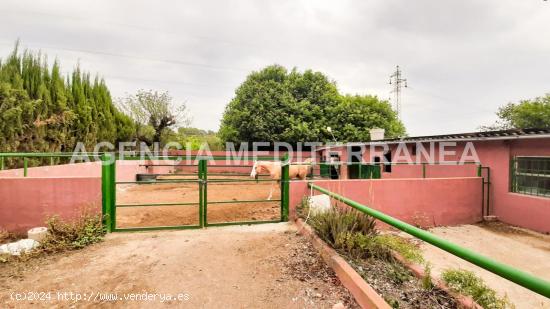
[315,134,550,150]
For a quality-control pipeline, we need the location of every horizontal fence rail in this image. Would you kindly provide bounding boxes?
[100,153,290,231]
[308,182,550,299]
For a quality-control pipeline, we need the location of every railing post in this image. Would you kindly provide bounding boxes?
[199,159,208,227]
[281,154,290,222]
[485,166,491,216]
[422,162,426,178]
[0,156,4,170]
[23,157,28,177]
[50,156,54,166]
[101,153,116,232]
[198,161,204,228]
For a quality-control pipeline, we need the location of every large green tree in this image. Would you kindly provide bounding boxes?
[328,95,405,141]
[481,94,550,130]
[0,43,135,166]
[219,65,405,143]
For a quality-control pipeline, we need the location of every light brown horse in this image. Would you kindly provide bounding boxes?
[250,158,314,200]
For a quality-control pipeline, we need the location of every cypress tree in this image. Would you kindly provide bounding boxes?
[0,43,136,166]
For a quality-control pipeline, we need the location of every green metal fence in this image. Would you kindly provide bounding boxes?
[0,152,101,176]
[101,154,290,231]
[308,182,550,299]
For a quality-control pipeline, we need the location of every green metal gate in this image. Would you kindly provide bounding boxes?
[101,154,290,232]
[348,163,381,179]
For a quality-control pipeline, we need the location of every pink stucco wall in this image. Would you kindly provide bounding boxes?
[0,161,145,181]
[0,161,146,233]
[290,178,483,228]
[0,177,102,233]
[474,140,550,233]
[318,138,550,233]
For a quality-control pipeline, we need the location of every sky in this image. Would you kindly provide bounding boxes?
[1,0,549,136]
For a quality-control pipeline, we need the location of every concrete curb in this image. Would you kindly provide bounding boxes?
[294,218,391,309]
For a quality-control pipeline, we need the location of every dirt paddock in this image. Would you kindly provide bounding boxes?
[0,223,357,308]
[116,176,281,228]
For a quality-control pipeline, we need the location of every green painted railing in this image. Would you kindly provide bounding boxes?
[308,182,550,298]
[101,154,290,231]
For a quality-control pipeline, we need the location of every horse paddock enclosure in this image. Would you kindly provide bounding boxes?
[116,179,281,228]
[2,153,550,307]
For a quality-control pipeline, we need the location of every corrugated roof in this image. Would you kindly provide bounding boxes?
[318,128,550,150]
[379,128,550,143]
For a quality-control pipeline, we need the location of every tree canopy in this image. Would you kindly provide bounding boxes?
[117,89,190,143]
[0,43,134,158]
[481,94,550,130]
[219,65,405,144]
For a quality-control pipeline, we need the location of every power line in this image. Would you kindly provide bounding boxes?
[0,40,249,72]
[0,9,262,49]
[389,65,407,120]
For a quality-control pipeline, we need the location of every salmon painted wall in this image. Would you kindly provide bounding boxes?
[0,177,102,233]
[318,138,550,233]
[0,161,145,181]
[290,178,483,228]
[475,140,550,233]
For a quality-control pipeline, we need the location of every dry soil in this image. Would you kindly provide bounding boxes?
[1,223,357,309]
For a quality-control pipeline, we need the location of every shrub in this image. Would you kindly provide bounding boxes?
[374,234,424,264]
[309,206,424,264]
[442,269,512,309]
[309,206,377,247]
[38,212,106,254]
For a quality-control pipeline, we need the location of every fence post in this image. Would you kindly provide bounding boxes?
[101,153,116,232]
[281,154,290,222]
[485,166,491,216]
[422,163,426,178]
[199,159,208,227]
[23,157,28,177]
[0,156,4,170]
[201,160,204,228]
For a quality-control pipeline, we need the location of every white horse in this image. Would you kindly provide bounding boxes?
[250,158,314,200]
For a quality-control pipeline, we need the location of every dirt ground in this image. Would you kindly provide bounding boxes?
[116,177,281,228]
[417,222,550,309]
[1,223,357,308]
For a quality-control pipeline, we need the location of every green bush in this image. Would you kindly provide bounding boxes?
[309,206,377,256]
[39,212,106,253]
[309,206,424,264]
[442,269,512,309]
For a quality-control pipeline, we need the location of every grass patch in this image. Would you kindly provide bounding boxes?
[375,234,424,264]
[442,269,512,309]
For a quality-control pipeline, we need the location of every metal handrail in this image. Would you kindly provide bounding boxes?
[308,182,550,298]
